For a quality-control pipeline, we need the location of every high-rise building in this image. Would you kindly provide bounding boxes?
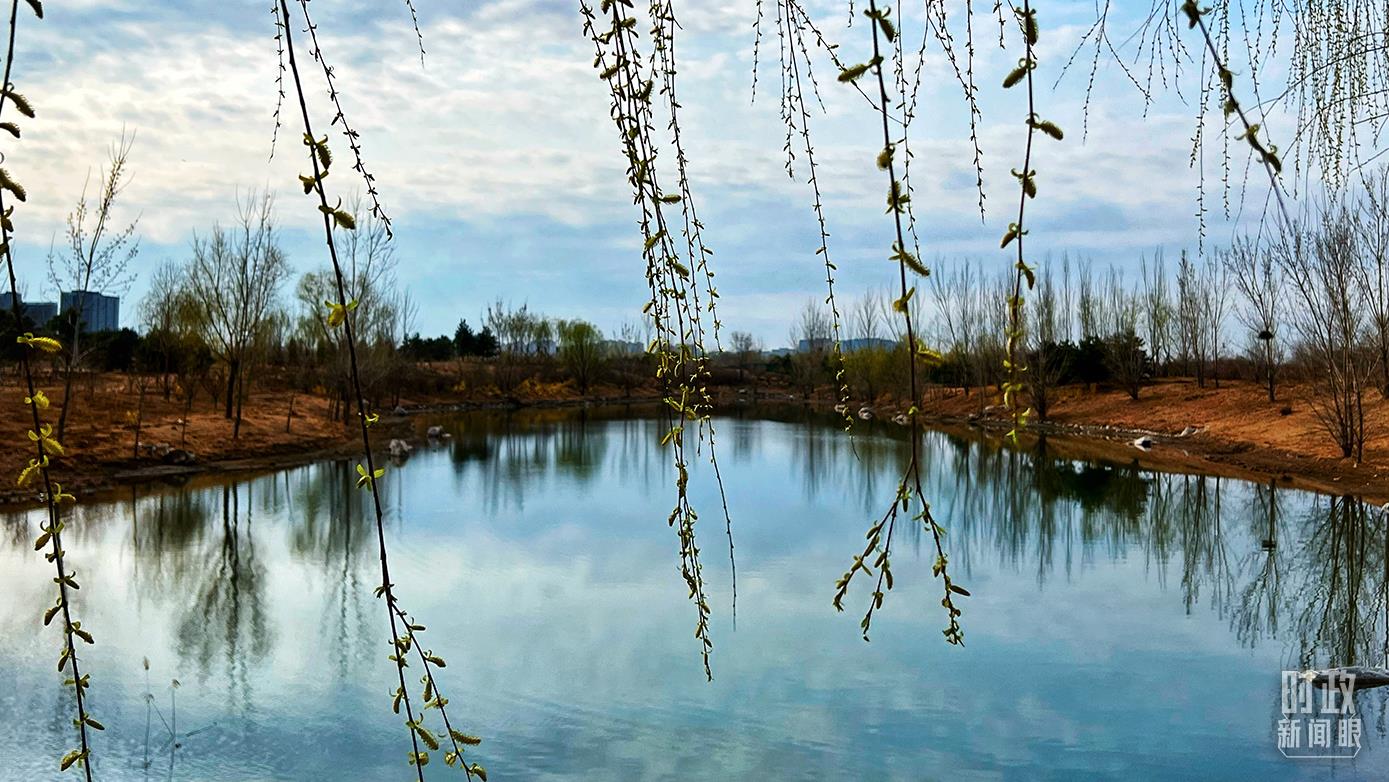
[59,290,120,332]
[0,292,59,326]
[26,301,57,325]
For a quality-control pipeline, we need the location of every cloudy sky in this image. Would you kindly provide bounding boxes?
[5,0,1288,344]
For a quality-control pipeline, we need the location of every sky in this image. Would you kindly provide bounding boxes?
[3,0,1295,345]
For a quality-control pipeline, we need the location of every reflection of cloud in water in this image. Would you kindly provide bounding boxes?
[0,408,1387,779]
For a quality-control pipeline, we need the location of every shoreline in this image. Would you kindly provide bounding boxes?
[917,412,1389,506]
[3,383,1385,510]
[0,394,664,510]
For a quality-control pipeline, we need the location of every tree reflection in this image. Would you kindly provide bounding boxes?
[1231,480,1283,649]
[1287,495,1388,670]
[4,406,1388,737]
[173,484,270,711]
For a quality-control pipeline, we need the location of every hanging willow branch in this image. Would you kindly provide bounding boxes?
[829,0,966,645]
[1065,0,1377,205]
[645,0,740,627]
[0,0,103,777]
[581,0,733,679]
[292,0,393,237]
[1181,0,1291,228]
[1000,0,1063,441]
[769,0,854,433]
[276,2,484,777]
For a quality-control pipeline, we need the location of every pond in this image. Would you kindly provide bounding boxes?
[1,407,1387,780]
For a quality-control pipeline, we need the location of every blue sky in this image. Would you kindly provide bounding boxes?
[5,0,1288,344]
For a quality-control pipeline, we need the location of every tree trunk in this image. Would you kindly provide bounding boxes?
[1380,340,1389,398]
[133,382,146,459]
[232,364,246,440]
[182,393,192,447]
[224,358,240,419]
[56,324,82,441]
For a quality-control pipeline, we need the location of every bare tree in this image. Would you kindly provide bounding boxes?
[46,133,139,439]
[296,199,400,416]
[1056,253,1076,344]
[852,291,884,343]
[1076,259,1100,341]
[1276,204,1376,461]
[1175,249,1199,379]
[184,191,289,438]
[138,260,194,399]
[1176,250,1228,387]
[1198,255,1231,388]
[1359,165,1389,395]
[612,320,649,397]
[728,330,760,382]
[788,299,832,397]
[929,261,986,398]
[1139,251,1174,372]
[1223,236,1283,401]
[1028,263,1069,419]
[1102,269,1148,400]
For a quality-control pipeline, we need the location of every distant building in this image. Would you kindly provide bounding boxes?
[504,336,556,355]
[796,337,899,353]
[60,290,120,332]
[842,338,898,353]
[26,301,57,324]
[601,339,645,355]
[0,292,58,326]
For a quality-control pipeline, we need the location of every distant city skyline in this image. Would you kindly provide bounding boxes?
[2,289,120,332]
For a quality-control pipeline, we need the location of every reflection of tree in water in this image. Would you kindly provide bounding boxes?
[0,505,35,546]
[1285,496,1388,670]
[921,435,1155,583]
[384,411,1389,692]
[1171,475,1235,615]
[283,462,376,678]
[1231,480,1282,649]
[12,407,1389,739]
[173,484,271,712]
[779,411,909,512]
[759,415,1389,674]
[430,409,617,515]
[130,485,222,601]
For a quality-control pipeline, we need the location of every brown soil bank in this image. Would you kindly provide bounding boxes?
[0,371,659,507]
[2,371,1386,507]
[905,378,1389,504]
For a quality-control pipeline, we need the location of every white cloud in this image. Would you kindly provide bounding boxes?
[0,0,1305,340]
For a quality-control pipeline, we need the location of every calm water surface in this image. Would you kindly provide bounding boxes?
[2,407,1387,780]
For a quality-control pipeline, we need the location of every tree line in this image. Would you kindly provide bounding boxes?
[775,167,1389,462]
[8,160,1387,463]
[0,187,649,440]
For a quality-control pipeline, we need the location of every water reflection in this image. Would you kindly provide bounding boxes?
[0,407,1386,780]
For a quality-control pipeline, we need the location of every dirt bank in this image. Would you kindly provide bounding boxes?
[3,372,1386,508]
[0,371,660,507]
[882,378,1389,504]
